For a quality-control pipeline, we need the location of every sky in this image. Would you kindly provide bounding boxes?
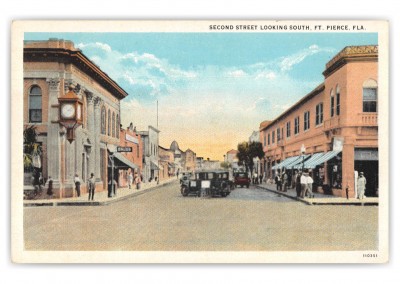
[25,32,377,160]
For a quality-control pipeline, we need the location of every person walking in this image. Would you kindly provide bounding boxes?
[88,173,96,201]
[357,172,367,200]
[295,171,302,197]
[282,169,288,192]
[259,173,263,184]
[46,176,53,197]
[275,172,282,191]
[300,171,307,198]
[128,171,133,189]
[74,174,81,197]
[304,171,314,198]
[135,174,142,190]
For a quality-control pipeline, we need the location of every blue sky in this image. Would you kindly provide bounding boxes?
[25,32,378,159]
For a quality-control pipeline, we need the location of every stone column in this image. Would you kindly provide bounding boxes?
[86,92,95,177]
[94,96,102,182]
[46,78,62,190]
[342,139,355,198]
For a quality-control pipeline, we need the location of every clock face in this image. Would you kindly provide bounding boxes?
[61,103,75,119]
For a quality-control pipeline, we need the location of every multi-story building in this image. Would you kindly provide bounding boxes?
[159,145,175,180]
[260,45,378,198]
[23,39,128,198]
[169,140,197,173]
[117,123,143,187]
[138,126,160,183]
[225,149,239,171]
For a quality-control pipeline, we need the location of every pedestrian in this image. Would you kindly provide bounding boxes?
[300,171,307,198]
[112,178,118,196]
[74,173,81,197]
[282,169,288,192]
[128,171,133,189]
[135,174,142,190]
[259,173,263,184]
[304,170,314,198]
[253,172,258,184]
[275,172,282,191]
[295,171,302,197]
[88,173,95,201]
[357,172,367,200]
[46,176,53,196]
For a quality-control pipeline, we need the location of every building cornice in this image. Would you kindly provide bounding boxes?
[24,46,129,100]
[323,45,378,78]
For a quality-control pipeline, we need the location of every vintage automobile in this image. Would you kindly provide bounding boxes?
[234,172,250,188]
[179,172,192,185]
[180,170,234,197]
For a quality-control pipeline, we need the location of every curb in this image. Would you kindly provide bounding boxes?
[255,185,378,206]
[24,180,175,207]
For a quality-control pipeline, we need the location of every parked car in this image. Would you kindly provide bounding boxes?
[180,170,233,197]
[179,172,192,185]
[234,172,250,188]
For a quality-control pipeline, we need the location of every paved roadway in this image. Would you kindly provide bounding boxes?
[24,181,378,251]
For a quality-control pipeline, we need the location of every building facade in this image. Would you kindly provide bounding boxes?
[159,145,175,180]
[24,39,128,198]
[225,149,239,171]
[260,45,378,198]
[169,140,197,173]
[138,126,160,183]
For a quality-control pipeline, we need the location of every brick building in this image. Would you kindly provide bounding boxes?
[23,39,128,198]
[260,45,379,198]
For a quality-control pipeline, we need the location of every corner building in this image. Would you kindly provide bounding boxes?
[24,39,128,198]
[260,45,378,198]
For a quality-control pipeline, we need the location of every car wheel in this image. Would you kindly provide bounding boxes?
[246,184,250,188]
[181,186,188,196]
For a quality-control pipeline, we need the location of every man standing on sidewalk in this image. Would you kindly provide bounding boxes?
[295,171,302,197]
[282,169,288,192]
[357,172,367,200]
[305,170,314,198]
[275,171,282,191]
[74,174,81,197]
[300,171,307,198]
[88,173,96,201]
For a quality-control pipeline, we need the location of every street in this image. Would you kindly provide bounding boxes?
[24,180,378,251]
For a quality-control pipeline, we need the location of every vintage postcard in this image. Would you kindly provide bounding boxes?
[11,20,389,263]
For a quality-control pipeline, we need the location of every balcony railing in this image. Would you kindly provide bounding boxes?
[323,116,341,131]
[358,113,378,126]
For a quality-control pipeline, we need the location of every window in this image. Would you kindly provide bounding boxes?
[330,89,335,117]
[304,111,310,131]
[277,128,280,141]
[272,131,275,144]
[137,144,139,158]
[315,103,323,125]
[336,85,341,115]
[268,133,270,145]
[116,114,120,138]
[101,106,106,134]
[286,121,291,137]
[29,85,42,122]
[107,109,111,136]
[112,112,115,137]
[363,79,378,112]
[294,117,300,135]
[263,133,266,146]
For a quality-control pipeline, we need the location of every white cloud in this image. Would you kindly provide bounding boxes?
[228,69,247,78]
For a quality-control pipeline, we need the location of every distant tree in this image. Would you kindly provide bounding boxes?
[236,141,264,175]
[220,161,231,169]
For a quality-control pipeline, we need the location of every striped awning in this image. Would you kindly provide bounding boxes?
[286,154,311,169]
[306,151,341,169]
[293,152,325,170]
[271,156,300,170]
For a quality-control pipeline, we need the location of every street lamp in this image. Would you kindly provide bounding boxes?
[300,144,306,172]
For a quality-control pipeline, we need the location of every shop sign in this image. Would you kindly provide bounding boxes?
[333,137,344,152]
[354,149,378,161]
[117,146,132,152]
[126,133,139,144]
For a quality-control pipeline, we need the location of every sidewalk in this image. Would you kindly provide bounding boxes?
[24,178,177,207]
[256,182,379,206]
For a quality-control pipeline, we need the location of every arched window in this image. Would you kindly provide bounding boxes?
[108,109,111,136]
[330,89,335,117]
[112,112,115,137]
[363,79,378,112]
[101,106,106,134]
[336,85,341,115]
[29,85,42,122]
[116,114,120,138]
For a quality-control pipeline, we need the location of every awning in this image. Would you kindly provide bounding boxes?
[150,161,160,170]
[285,154,311,169]
[293,152,325,170]
[306,150,341,169]
[272,156,300,170]
[112,152,139,169]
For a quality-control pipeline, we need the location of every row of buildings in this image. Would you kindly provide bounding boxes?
[253,45,379,198]
[23,39,199,198]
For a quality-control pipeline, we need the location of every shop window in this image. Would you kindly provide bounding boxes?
[363,79,378,112]
[336,85,341,115]
[304,111,310,131]
[294,116,300,134]
[29,85,42,123]
[315,103,323,125]
[101,106,106,134]
[286,121,291,137]
[330,89,335,117]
